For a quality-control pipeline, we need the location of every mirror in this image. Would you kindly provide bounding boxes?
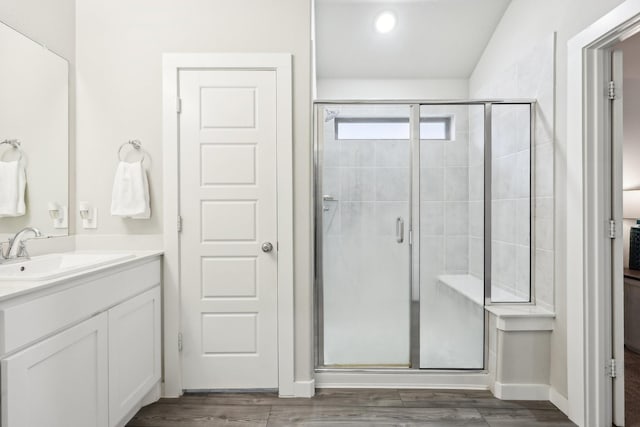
[0,20,69,238]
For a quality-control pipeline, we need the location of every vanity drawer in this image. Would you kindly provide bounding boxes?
[0,258,160,356]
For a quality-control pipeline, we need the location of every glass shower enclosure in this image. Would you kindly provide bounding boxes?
[314,101,534,371]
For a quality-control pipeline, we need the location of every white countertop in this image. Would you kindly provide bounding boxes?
[0,250,163,302]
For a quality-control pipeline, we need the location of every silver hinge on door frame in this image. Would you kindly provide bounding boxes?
[178,332,183,352]
[608,358,617,378]
[609,219,616,239]
[608,81,616,100]
[177,215,183,233]
[177,98,182,114]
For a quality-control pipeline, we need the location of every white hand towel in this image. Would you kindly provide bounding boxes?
[110,161,151,219]
[0,160,26,217]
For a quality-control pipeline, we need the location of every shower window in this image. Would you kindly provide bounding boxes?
[335,117,452,140]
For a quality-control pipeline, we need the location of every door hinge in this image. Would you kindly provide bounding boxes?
[178,332,183,352]
[608,358,617,378]
[409,230,413,246]
[177,215,183,233]
[177,98,182,114]
[608,81,616,100]
[609,219,616,239]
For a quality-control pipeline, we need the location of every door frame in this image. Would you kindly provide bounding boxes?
[161,53,295,397]
[611,48,625,427]
[567,2,640,425]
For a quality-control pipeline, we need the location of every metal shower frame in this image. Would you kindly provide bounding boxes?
[313,99,536,371]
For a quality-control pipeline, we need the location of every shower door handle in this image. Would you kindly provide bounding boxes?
[396,217,404,243]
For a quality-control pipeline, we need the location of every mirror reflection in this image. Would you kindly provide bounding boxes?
[0,21,69,237]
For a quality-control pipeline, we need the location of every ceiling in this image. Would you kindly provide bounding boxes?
[315,0,512,79]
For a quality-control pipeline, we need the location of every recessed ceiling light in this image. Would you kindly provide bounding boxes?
[375,11,396,34]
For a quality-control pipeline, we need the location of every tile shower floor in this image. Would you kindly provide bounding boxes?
[126,388,575,426]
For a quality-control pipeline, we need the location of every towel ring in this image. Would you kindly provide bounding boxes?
[118,140,147,165]
[0,139,24,162]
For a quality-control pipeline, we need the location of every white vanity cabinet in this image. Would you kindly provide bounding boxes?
[2,312,110,427]
[108,286,161,426]
[0,255,162,427]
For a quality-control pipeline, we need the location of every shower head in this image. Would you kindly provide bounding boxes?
[324,109,339,122]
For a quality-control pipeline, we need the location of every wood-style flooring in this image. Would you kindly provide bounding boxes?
[126,388,575,426]
[626,347,640,426]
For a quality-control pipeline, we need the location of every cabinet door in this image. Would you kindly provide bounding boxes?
[1,313,109,427]
[108,286,161,426]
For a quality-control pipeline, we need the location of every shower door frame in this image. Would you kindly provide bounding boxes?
[313,99,536,372]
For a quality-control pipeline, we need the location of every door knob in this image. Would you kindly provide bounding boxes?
[262,242,274,253]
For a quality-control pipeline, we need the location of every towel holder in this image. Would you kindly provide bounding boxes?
[0,139,24,162]
[118,140,148,166]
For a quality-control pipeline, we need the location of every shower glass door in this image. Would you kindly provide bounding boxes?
[318,104,412,367]
[418,104,485,369]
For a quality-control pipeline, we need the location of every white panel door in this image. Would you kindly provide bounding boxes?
[179,69,278,389]
[1,313,109,427]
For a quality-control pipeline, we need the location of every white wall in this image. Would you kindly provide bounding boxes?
[317,78,468,100]
[470,0,625,400]
[76,0,313,382]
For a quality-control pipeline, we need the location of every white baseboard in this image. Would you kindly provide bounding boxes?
[117,381,161,427]
[549,387,569,415]
[493,381,549,400]
[315,371,490,389]
[142,382,162,406]
[160,381,182,398]
[291,379,315,398]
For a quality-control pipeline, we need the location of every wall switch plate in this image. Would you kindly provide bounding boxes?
[81,208,98,229]
[53,206,68,229]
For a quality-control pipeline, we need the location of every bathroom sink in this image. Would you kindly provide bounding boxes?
[0,253,135,281]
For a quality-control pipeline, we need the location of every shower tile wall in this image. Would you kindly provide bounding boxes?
[500,105,530,300]
[420,105,481,368]
[468,104,531,301]
[420,105,471,292]
[468,108,484,280]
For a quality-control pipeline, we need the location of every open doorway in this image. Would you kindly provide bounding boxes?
[615,32,640,427]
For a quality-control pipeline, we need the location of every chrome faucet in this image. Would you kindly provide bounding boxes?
[1,227,42,262]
